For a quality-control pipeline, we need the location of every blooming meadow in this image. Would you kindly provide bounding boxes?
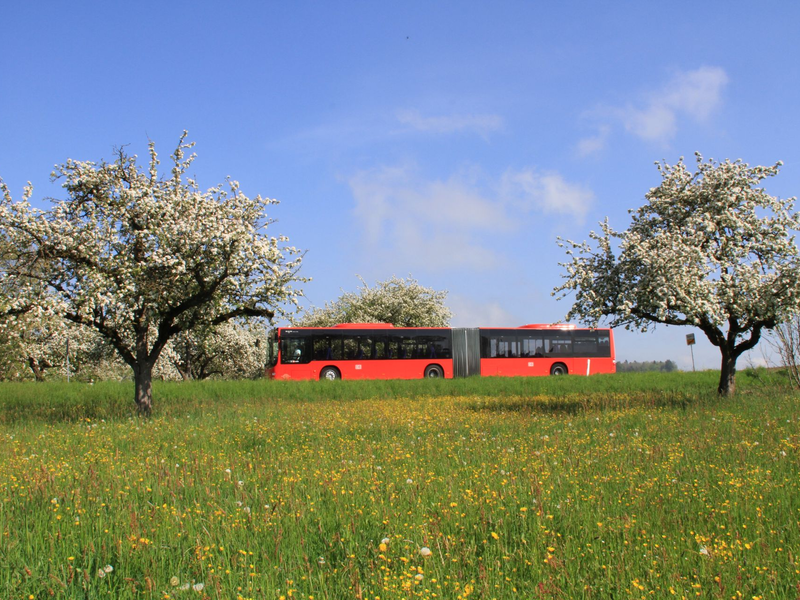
[1,373,798,598]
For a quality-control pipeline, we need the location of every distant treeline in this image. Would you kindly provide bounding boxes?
[617,359,678,373]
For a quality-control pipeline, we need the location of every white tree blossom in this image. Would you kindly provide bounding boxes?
[0,308,105,381]
[295,275,452,327]
[0,132,304,413]
[554,153,800,395]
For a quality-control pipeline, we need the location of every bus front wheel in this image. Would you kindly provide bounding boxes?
[550,363,568,376]
[320,367,341,381]
[424,365,444,379]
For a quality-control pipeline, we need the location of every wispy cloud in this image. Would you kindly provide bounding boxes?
[349,165,509,271]
[396,109,504,136]
[576,125,611,157]
[348,164,593,272]
[501,168,594,219]
[448,295,521,327]
[577,66,729,152]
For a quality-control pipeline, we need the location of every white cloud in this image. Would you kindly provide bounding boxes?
[621,103,678,143]
[349,165,508,272]
[396,109,504,136]
[663,66,730,120]
[448,295,521,327]
[576,125,610,157]
[348,163,593,272]
[501,168,594,219]
[577,66,729,151]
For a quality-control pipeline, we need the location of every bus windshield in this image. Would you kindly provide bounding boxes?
[266,330,278,368]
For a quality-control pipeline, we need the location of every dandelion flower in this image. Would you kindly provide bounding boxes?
[170,576,180,586]
[415,573,424,581]
[103,565,113,573]
[97,568,106,578]
[193,582,204,591]
[420,547,432,557]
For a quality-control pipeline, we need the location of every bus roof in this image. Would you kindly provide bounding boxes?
[277,323,592,331]
[332,323,396,329]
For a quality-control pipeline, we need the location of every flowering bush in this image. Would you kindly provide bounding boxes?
[154,319,269,380]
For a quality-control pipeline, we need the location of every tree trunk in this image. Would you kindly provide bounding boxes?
[27,357,45,382]
[718,351,737,396]
[134,363,154,416]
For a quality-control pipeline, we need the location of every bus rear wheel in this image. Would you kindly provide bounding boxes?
[550,363,568,376]
[320,367,341,381]
[424,365,444,379]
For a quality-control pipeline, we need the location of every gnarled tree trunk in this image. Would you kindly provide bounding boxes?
[718,351,737,396]
[133,362,154,416]
[27,356,49,382]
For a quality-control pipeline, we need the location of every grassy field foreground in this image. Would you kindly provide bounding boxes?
[1,372,799,599]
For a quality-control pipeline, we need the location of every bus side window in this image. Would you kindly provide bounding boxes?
[344,336,359,360]
[551,334,573,356]
[480,335,491,358]
[415,335,450,359]
[370,336,385,360]
[313,335,342,361]
[574,335,598,355]
[524,336,544,357]
[597,333,611,357]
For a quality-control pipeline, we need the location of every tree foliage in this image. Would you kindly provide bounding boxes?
[555,154,800,395]
[295,276,452,328]
[616,359,678,373]
[766,316,800,389]
[0,133,304,412]
[155,319,268,381]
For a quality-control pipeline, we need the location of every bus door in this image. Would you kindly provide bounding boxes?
[571,331,602,375]
[278,335,314,379]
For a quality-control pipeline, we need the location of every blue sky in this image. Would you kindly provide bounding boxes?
[2,2,799,370]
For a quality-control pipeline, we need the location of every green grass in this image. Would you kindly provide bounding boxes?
[1,371,798,598]
[0,369,784,424]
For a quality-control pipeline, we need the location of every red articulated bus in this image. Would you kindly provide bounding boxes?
[266,323,615,381]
